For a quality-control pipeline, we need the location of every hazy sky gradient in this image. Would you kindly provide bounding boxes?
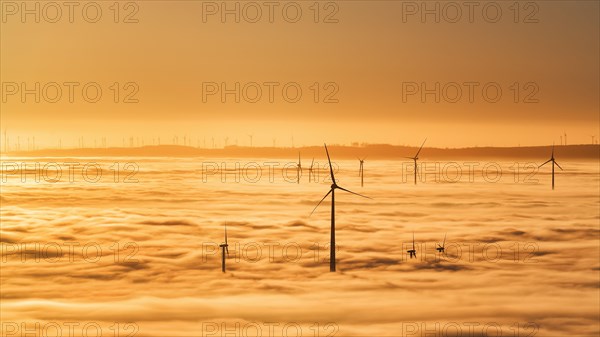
[1,1,598,147]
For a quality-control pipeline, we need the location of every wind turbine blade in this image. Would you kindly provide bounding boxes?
[404,156,415,160]
[310,158,314,168]
[539,159,551,168]
[224,223,227,245]
[324,144,336,182]
[310,189,333,216]
[554,161,563,171]
[226,246,229,256]
[337,186,372,199]
[412,232,415,249]
[443,233,446,247]
[415,138,427,157]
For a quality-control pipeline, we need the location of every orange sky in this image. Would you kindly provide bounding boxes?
[1,1,599,148]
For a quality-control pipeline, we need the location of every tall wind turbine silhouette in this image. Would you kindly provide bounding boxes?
[219,223,229,272]
[296,152,302,184]
[357,157,366,187]
[311,144,371,272]
[539,145,563,190]
[405,138,427,185]
[308,158,315,183]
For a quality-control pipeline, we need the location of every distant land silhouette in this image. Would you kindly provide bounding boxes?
[2,144,599,160]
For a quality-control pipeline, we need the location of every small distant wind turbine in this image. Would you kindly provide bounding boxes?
[539,145,563,190]
[405,138,427,185]
[248,134,253,147]
[407,232,417,259]
[308,158,315,183]
[436,233,447,253]
[296,152,302,184]
[219,223,229,273]
[310,144,371,272]
[357,157,366,187]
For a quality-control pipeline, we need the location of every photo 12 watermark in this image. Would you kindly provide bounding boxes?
[201,82,339,103]
[1,161,140,183]
[1,1,140,23]
[200,321,339,337]
[1,82,140,104]
[399,321,539,337]
[1,241,140,264]
[200,1,340,24]
[401,82,539,104]
[1,322,139,337]
[400,1,540,24]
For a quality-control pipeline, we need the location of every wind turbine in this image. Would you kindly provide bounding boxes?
[310,144,371,272]
[539,145,563,190]
[296,152,302,184]
[407,232,417,259]
[219,223,229,273]
[308,158,315,183]
[357,157,366,187]
[248,134,253,147]
[405,138,427,185]
[436,233,447,253]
